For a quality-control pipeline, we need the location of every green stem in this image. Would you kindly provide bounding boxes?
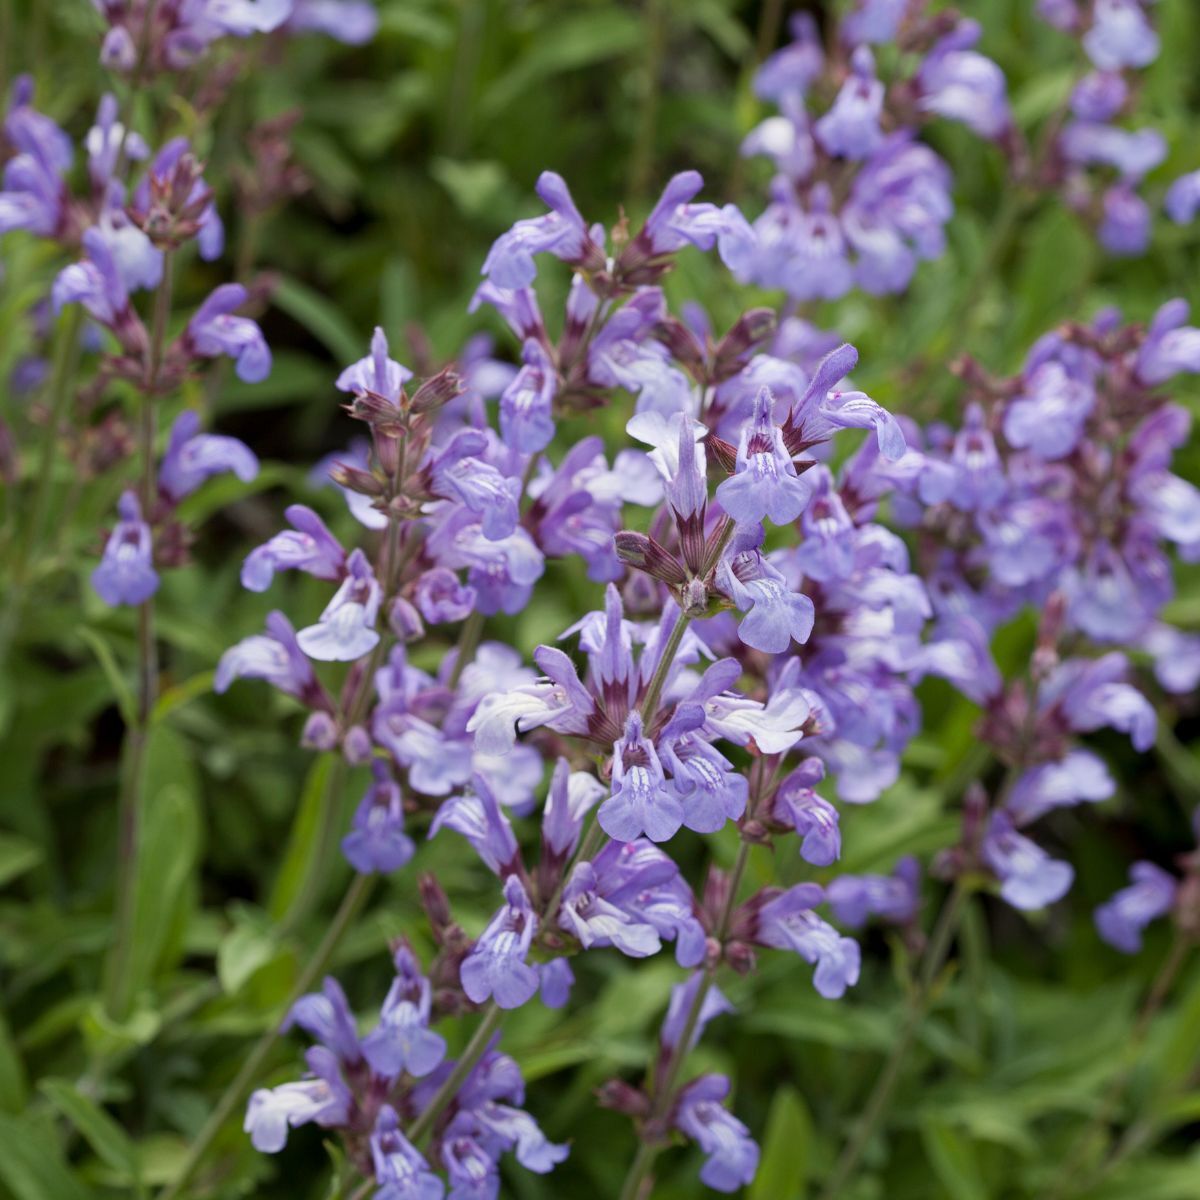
[155,873,375,1200]
[446,609,485,691]
[628,0,667,203]
[817,878,972,1200]
[618,841,753,1200]
[104,252,174,1022]
[0,306,84,664]
[640,610,691,727]
[407,1002,503,1147]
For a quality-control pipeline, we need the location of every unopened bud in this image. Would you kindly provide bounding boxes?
[740,819,770,845]
[707,434,738,474]
[419,873,454,932]
[713,308,776,379]
[388,596,424,642]
[301,711,338,751]
[595,1080,650,1117]
[654,317,706,376]
[329,461,385,496]
[411,367,466,414]
[614,531,687,587]
[342,724,372,765]
[724,940,757,976]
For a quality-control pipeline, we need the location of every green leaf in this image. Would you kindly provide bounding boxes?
[749,1086,812,1200]
[0,1010,28,1113]
[75,627,136,727]
[482,11,644,115]
[0,1113,94,1200]
[268,754,339,923]
[39,1079,141,1187]
[0,832,42,888]
[217,906,286,995]
[919,1117,988,1200]
[272,275,364,364]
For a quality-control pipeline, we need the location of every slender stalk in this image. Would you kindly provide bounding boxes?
[156,872,375,1200]
[407,1002,503,1146]
[618,841,753,1200]
[1045,929,1195,1200]
[104,252,174,1021]
[818,878,972,1200]
[0,307,84,664]
[446,609,485,691]
[640,611,692,727]
[628,0,667,202]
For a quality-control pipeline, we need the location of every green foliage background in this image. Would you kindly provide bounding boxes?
[2,1,1200,1197]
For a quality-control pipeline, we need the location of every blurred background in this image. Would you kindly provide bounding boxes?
[2,1,1200,1197]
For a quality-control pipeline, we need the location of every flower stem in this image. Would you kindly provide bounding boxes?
[640,611,692,727]
[447,609,486,691]
[818,877,972,1200]
[407,1002,503,1147]
[155,872,375,1200]
[617,841,753,1200]
[0,306,84,667]
[104,251,174,1022]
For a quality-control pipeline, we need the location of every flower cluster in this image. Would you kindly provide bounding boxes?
[735,4,1013,299]
[92,0,378,73]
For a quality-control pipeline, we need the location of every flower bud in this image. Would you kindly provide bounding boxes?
[301,711,338,751]
[342,724,372,765]
[713,308,776,379]
[654,317,706,377]
[410,367,466,414]
[388,596,424,642]
[329,461,386,496]
[724,939,757,976]
[681,577,709,617]
[614,531,687,587]
[595,1080,650,1117]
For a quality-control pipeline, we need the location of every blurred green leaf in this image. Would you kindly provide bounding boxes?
[39,1078,142,1187]
[0,1114,94,1200]
[919,1117,988,1200]
[749,1086,812,1200]
[0,832,42,888]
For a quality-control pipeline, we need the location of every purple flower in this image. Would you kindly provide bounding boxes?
[561,839,704,966]
[1135,300,1200,386]
[538,959,575,1009]
[243,1046,351,1152]
[982,812,1074,910]
[637,170,756,270]
[1095,862,1178,953]
[673,1075,760,1193]
[716,387,814,526]
[1044,652,1156,752]
[1082,0,1159,71]
[826,857,920,928]
[415,567,477,624]
[719,534,815,654]
[159,410,258,502]
[362,947,447,1078]
[429,774,522,878]
[1165,170,1200,224]
[342,761,416,874]
[242,504,346,592]
[1003,361,1094,459]
[756,14,823,98]
[1006,750,1114,824]
[370,1106,444,1200]
[186,284,272,382]
[660,724,748,835]
[287,0,380,45]
[541,757,604,862]
[336,325,411,403]
[814,48,884,160]
[427,430,521,542]
[92,491,158,607]
[460,876,540,1010]
[481,171,597,288]
[842,0,907,45]
[285,977,362,1065]
[53,227,132,329]
[661,974,734,1054]
[215,611,324,704]
[751,883,861,998]
[917,21,1011,139]
[131,137,224,259]
[295,548,382,662]
[1071,71,1128,122]
[599,713,685,844]
[819,388,906,459]
[1099,184,1151,256]
[772,758,841,865]
[499,338,557,453]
